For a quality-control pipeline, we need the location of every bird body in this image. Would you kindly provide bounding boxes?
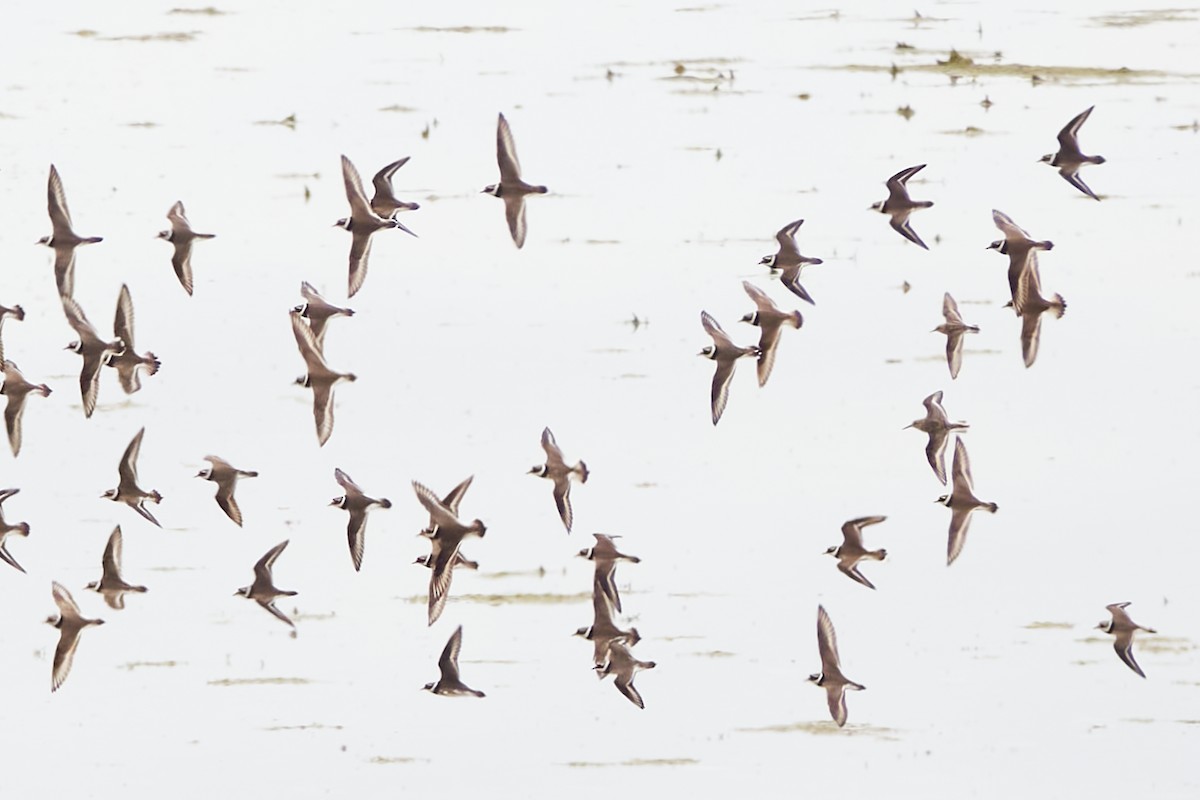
[290,310,356,447]
[483,113,547,248]
[1,360,51,456]
[905,390,969,485]
[423,625,485,697]
[336,155,415,298]
[871,164,933,249]
[740,280,803,386]
[933,293,979,380]
[595,640,656,709]
[62,296,124,418]
[0,488,30,573]
[369,156,421,218]
[235,540,298,629]
[824,516,887,590]
[39,165,102,299]
[48,581,105,691]
[1097,602,1156,678]
[84,526,147,610]
[102,427,163,528]
[808,605,865,727]
[196,455,258,527]
[1040,106,1105,200]
[330,468,391,571]
[758,219,823,304]
[936,438,997,565]
[529,427,588,532]
[699,311,760,425]
[412,480,486,626]
[156,200,214,295]
[106,284,160,395]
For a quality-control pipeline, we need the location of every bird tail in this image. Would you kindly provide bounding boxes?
[575,461,589,483]
[790,310,804,329]
[1051,295,1066,319]
[144,352,161,376]
[149,491,163,504]
[986,502,999,513]
[378,498,393,509]
[870,548,888,561]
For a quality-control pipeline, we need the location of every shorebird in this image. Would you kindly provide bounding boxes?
[1096,602,1156,678]
[529,427,588,532]
[47,581,105,692]
[415,552,478,571]
[369,156,421,219]
[0,487,30,573]
[740,280,803,386]
[989,209,1055,315]
[905,390,969,485]
[870,164,933,249]
[578,534,640,614]
[1006,258,1067,368]
[335,154,415,298]
[101,427,163,528]
[196,455,258,527]
[38,165,103,299]
[417,475,477,570]
[575,586,641,668]
[933,293,979,380]
[84,526,147,610]
[106,284,160,395]
[758,219,823,305]
[156,200,214,295]
[292,281,354,351]
[807,605,865,727]
[0,302,25,364]
[483,112,548,249]
[235,540,298,629]
[330,468,391,572]
[1,360,51,457]
[937,437,998,566]
[699,310,760,425]
[423,625,485,697]
[824,516,887,590]
[595,640,656,709]
[290,309,356,447]
[1041,106,1105,200]
[61,295,124,418]
[412,480,486,626]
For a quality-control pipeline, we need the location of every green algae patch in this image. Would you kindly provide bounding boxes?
[740,720,900,739]
[834,51,1174,83]
[1093,9,1197,27]
[208,677,311,686]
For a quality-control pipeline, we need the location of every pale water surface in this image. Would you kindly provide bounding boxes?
[0,1,1198,797]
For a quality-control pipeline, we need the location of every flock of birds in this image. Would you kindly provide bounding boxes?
[0,104,1158,720]
[688,102,1156,725]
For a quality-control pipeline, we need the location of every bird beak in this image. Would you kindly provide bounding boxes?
[393,220,418,238]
